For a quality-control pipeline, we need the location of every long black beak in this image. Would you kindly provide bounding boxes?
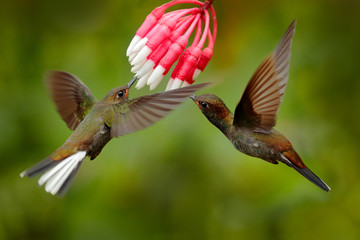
[127,76,138,88]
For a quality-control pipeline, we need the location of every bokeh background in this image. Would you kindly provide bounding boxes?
[1,0,360,239]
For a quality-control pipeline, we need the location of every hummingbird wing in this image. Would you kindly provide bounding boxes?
[233,19,296,133]
[47,71,97,130]
[110,83,210,137]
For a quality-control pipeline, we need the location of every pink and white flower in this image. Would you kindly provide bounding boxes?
[127,0,217,90]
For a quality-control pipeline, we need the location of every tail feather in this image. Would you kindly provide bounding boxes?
[292,164,331,192]
[57,160,83,196]
[37,155,76,186]
[20,151,86,196]
[280,153,331,192]
[42,152,84,195]
[20,158,59,178]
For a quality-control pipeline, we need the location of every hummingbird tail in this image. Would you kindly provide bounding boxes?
[20,151,86,196]
[280,151,331,192]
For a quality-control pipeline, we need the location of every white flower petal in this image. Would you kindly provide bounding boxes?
[170,78,182,90]
[131,58,147,73]
[129,51,138,62]
[147,65,165,85]
[127,35,141,56]
[135,69,153,90]
[149,75,163,90]
[192,68,202,80]
[132,37,148,53]
[131,46,151,66]
[136,60,155,78]
[165,78,175,91]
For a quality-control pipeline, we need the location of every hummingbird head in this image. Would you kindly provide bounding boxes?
[103,77,138,103]
[190,94,232,124]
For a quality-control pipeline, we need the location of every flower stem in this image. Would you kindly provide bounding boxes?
[201,0,214,12]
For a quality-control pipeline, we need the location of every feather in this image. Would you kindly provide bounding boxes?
[41,151,86,195]
[110,82,211,137]
[20,157,58,178]
[21,151,86,196]
[233,19,296,133]
[47,71,97,130]
[280,154,331,192]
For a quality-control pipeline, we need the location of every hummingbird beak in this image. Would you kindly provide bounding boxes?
[127,76,138,89]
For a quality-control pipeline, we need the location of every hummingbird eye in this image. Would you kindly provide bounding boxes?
[117,90,124,98]
[199,101,208,109]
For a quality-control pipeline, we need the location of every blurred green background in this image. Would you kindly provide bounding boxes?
[1,0,360,239]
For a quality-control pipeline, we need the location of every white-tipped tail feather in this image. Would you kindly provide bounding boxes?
[20,151,86,196]
[40,151,86,195]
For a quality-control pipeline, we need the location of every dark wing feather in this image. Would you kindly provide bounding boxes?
[233,19,296,133]
[110,83,211,137]
[47,71,97,130]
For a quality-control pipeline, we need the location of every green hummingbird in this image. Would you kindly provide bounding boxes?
[21,71,210,196]
[191,20,330,191]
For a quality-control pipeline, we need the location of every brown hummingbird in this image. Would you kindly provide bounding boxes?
[20,71,210,196]
[191,20,330,191]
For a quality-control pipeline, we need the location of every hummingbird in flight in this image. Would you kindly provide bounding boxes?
[21,71,210,196]
[191,20,330,191]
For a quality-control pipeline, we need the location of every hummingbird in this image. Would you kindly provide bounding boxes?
[20,71,210,196]
[190,20,331,191]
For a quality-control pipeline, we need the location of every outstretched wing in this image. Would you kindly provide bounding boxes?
[47,71,97,130]
[110,83,210,137]
[233,19,296,133]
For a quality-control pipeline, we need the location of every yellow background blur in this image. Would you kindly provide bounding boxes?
[1,0,359,239]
